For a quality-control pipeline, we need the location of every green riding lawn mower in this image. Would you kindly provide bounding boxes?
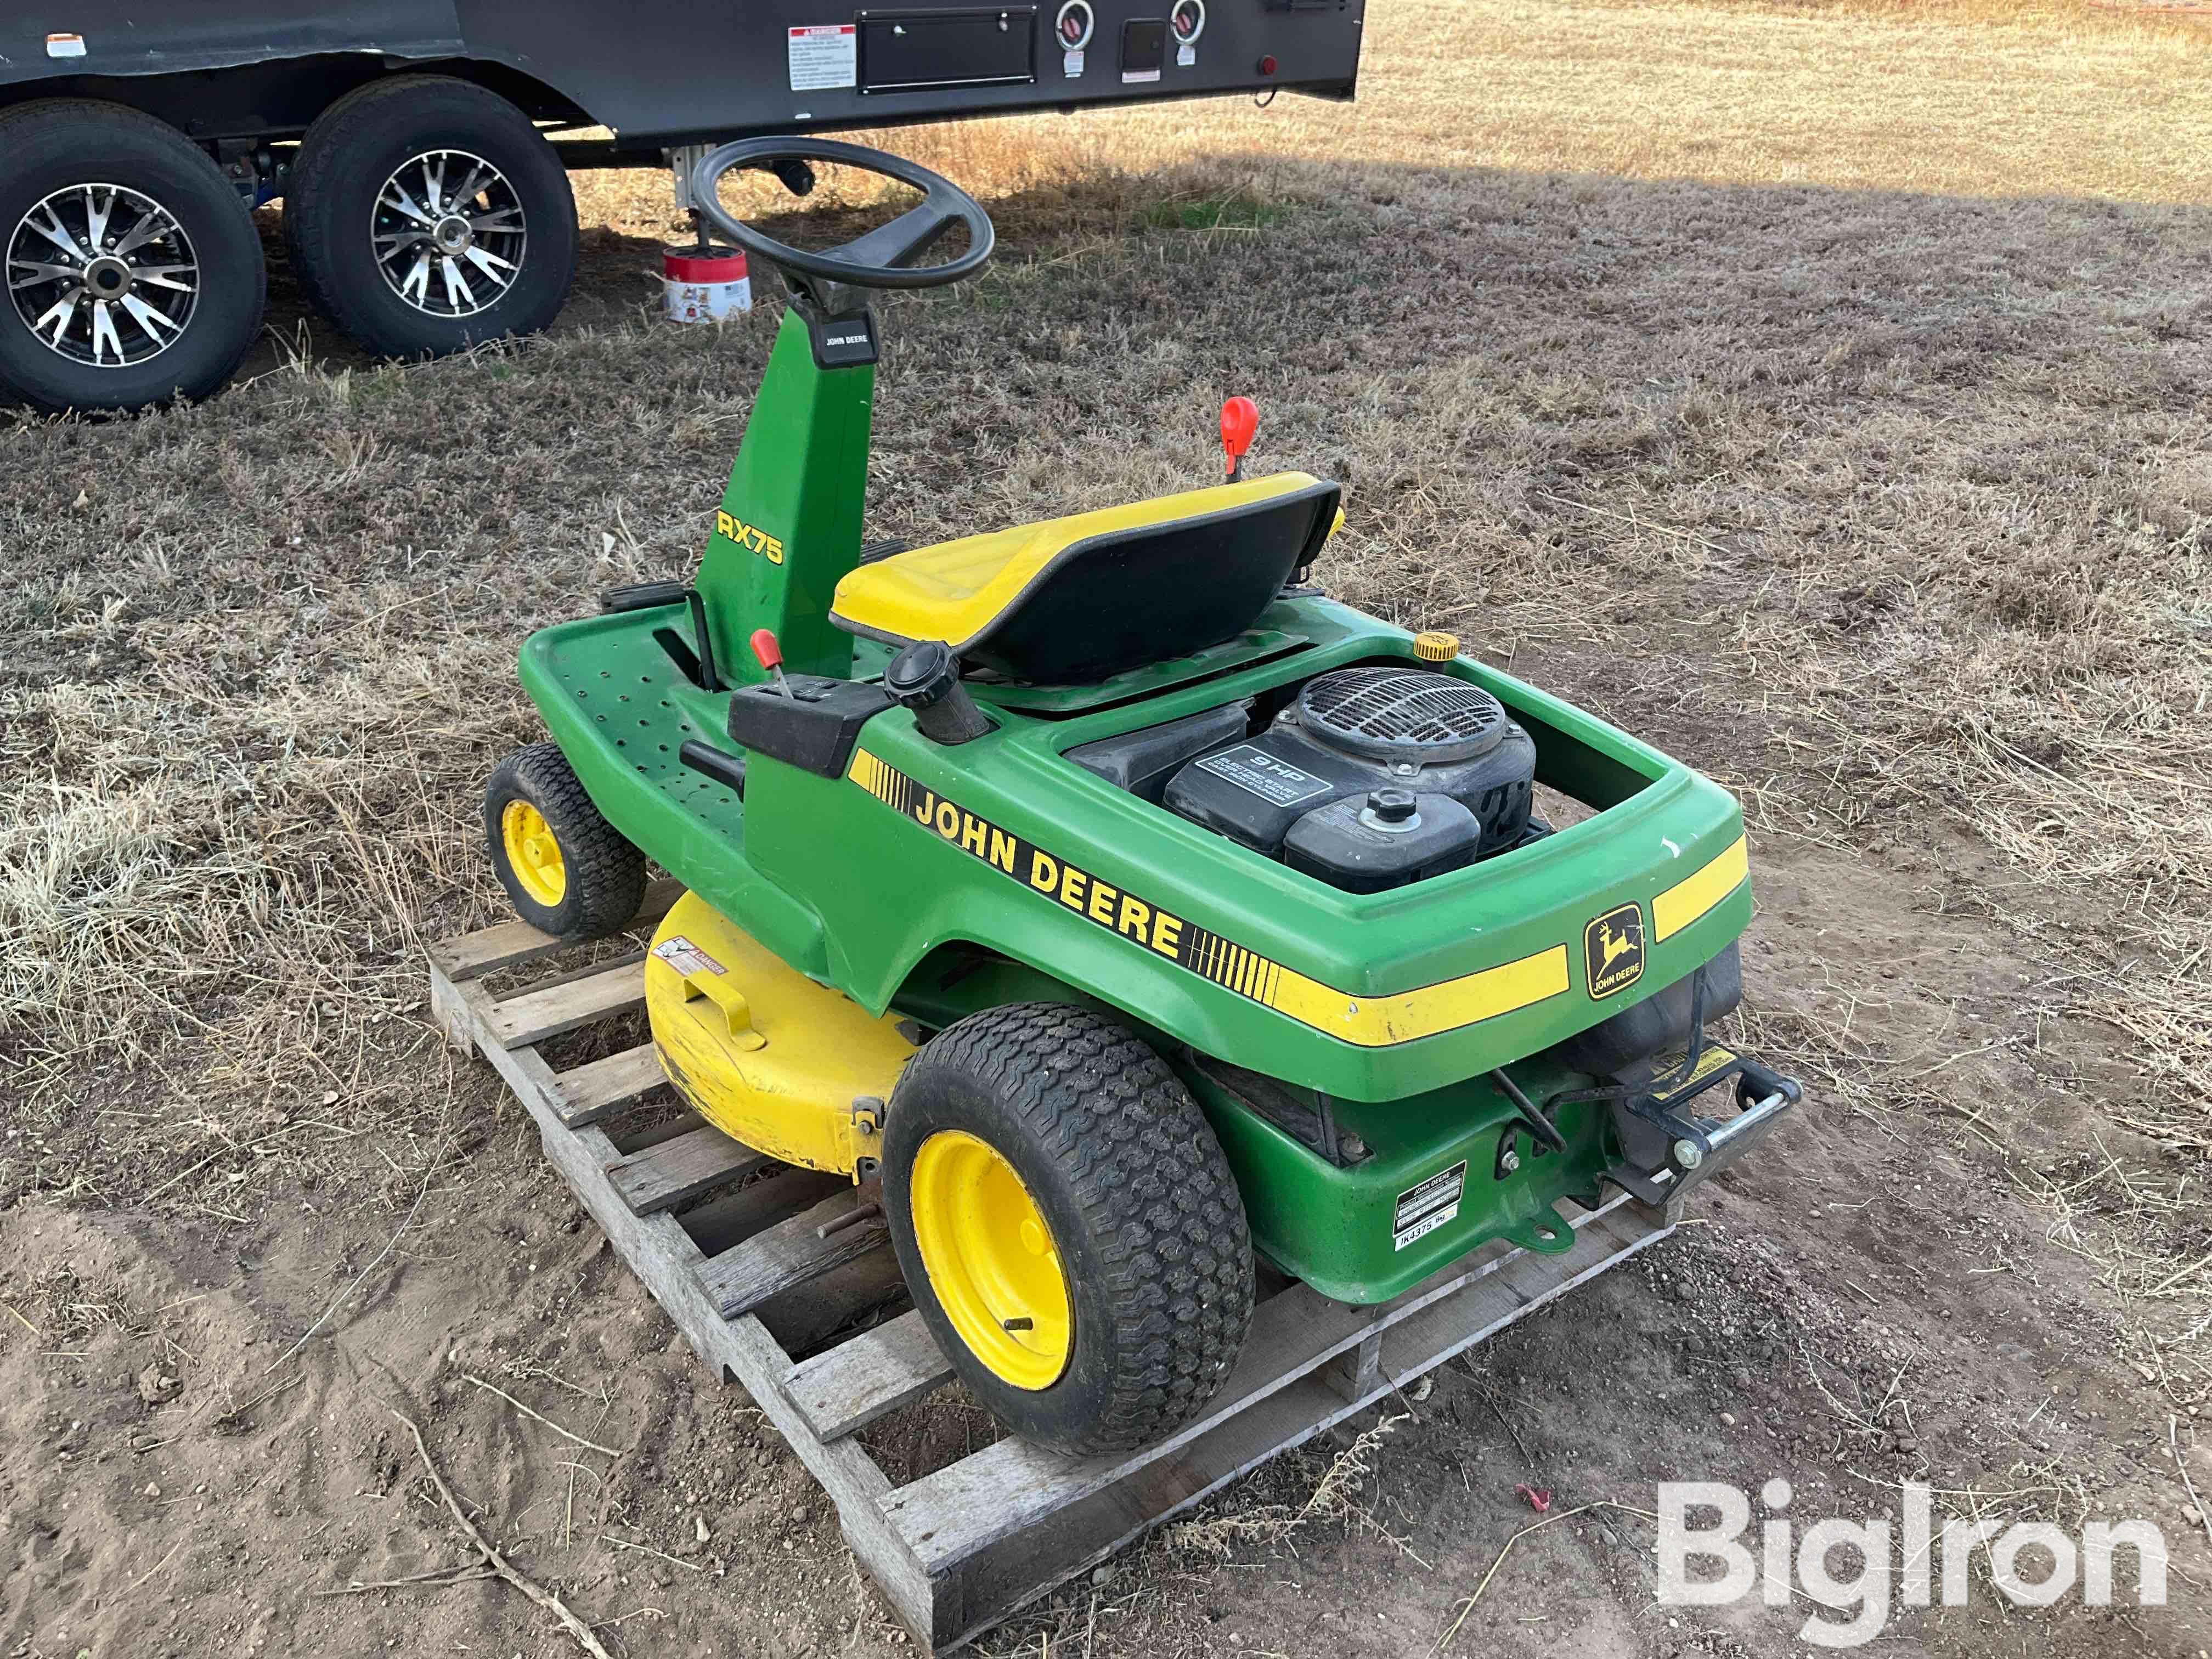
[482,139,1803,1457]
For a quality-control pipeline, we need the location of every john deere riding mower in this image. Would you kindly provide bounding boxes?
[483,140,1802,1457]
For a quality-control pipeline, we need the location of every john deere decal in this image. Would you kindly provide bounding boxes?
[848,749,1573,1046]
[1583,901,1645,998]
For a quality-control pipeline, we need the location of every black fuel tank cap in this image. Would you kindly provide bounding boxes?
[1367,788,1417,826]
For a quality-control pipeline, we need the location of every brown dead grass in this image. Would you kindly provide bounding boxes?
[2,0,2207,1389]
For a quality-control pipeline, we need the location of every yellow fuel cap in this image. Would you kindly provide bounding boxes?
[1413,631,1460,662]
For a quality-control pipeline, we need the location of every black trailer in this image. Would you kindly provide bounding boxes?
[0,1,1362,412]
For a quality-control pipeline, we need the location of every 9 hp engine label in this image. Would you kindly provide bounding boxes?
[1194,744,1334,807]
[1393,1159,1467,1251]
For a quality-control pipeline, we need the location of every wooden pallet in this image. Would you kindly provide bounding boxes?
[427,899,1675,1654]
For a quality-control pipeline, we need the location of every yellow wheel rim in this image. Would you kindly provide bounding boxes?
[908,1130,1071,1390]
[500,799,568,909]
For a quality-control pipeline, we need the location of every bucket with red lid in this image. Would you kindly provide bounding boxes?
[663,246,751,323]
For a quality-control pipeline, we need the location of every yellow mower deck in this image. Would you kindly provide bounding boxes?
[647,893,915,1177]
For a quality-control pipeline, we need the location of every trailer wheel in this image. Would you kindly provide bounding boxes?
[286,76,578,360]
[0,100,265,414]
[884,1003,1256,1456]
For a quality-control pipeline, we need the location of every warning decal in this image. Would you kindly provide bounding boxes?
[1392,1160,1467,1251]
[1654,1042,1737,1095]
[653,935,727,978]
[788,24,857,92]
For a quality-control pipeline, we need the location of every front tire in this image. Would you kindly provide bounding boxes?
[0,100,265,413]
[884,1003,1255,1456]
[286,76,578,360]
[483,743,646,940]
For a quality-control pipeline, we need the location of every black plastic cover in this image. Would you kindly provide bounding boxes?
[861,8,1036,92]
[725,675,893,777]
[1121,16,1167,75]
[1283,792,1479,894]
[1554,943,1744,1079]
[1066,702,1251,803]
[804,306,879,369]
[1163,725,1374,855]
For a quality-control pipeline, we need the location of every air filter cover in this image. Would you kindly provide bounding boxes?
[1297,666,1509,765]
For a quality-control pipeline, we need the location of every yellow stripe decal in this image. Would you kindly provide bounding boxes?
[847,749,1569,1048]
[1651,834,1750,943]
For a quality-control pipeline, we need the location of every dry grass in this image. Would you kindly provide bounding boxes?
[1167,1413,1416,1560]
[2,0,2208,1353]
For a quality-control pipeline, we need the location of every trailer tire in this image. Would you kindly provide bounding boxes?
[286,76,577,361]
[885,1003,1255,1456]
[0,100,265,414]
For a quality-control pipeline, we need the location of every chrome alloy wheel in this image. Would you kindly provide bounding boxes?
[7,184,200,368]
[372,149,526,319]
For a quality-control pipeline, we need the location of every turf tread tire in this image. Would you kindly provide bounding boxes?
[0,99,266,412]
[483,742,646,941]
[285,76,577,360]
[885,1002,1255,1456]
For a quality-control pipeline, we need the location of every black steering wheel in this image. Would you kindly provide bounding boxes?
[690,138,994,291]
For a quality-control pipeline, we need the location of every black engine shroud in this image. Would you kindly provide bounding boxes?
[1071,667,1540,894]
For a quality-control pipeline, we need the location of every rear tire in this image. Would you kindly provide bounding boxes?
[285,76,578,360]
[884,1003,1255,1456]
[0,99,265,413]
[484,742,646,940]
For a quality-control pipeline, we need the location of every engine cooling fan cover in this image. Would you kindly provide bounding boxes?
[1296,665,1510,765]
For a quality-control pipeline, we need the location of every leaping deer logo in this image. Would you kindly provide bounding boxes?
[1584,904,1645,996]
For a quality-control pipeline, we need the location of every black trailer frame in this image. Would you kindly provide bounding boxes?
[0,2,1361,412]
[2,2,1361,172]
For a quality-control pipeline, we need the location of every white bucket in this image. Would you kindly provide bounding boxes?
[663,246,751,323]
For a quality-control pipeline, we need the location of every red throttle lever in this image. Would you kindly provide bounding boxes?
[750,628,794,698]
[1220,396,1258,483]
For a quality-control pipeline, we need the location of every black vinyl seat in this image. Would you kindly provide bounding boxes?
[828,472,1341,684]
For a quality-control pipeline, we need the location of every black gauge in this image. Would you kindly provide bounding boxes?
[1056,0,1095,50]
[1170,0,1205,45]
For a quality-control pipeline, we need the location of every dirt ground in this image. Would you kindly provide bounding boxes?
[4,0,2210,1655]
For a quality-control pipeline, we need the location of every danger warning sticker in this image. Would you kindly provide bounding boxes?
[1392,1159,1467,1251]
[788,24,857,92]
[652,935,726,978]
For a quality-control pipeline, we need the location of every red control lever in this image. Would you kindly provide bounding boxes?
[750,627,794,698]
[1220,396,1258,482]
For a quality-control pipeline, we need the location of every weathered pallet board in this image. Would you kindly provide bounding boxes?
[607,1123,775,1215]
[481,954,647,1048]
[427,904,1672,1655]
[697,1190,891,1319]
[785,1310,949,1442]
[553,1043,665,1127]
[878,1197,1633,1573]
[428,877,685,984]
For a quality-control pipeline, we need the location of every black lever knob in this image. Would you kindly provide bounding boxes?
[885,640,992,745]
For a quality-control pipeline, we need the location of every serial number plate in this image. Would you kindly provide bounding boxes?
[1392,1159,1468,1251]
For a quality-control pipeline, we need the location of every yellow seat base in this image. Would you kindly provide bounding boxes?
[646,893,916,1177]
[828,472,1327,653]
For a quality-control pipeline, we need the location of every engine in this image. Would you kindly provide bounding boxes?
[1069,666,1539,894]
